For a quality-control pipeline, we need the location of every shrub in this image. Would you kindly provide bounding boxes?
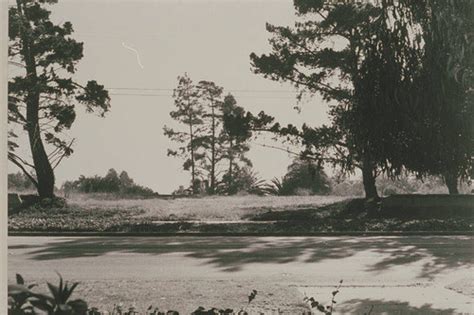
[218,166,267,196]
[329,180,364,197]
[61,169,158,198]
[262,177,285,196]
[330,174,472,197]
[8,172,36,192]
[281,159,331,195]
[264,159,331,196]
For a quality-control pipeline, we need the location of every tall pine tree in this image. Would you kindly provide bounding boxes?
[164,74,205,194]
[8,0,110,199]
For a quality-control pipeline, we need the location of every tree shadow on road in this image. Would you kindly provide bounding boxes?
[9,235,473,277]
[337,298,459,314]
[364,236,473,279]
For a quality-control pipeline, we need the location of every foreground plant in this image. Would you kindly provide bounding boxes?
[8,274,37,314]
[191,290,257,315]
[304,280,343,315]
[108,304,179,315]
[8,273,87,315]
[13,275,361,314]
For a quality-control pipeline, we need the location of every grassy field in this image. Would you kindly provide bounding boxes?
[68,194,349,221]
[8,193,474,233]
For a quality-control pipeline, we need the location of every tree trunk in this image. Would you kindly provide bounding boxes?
[228,139,233,194]
[189,121,196,194]
[210,101,216,194]
[27,113,55,199]
[444,172,459,195]
[18,0,55,199]
[362,156,379,200]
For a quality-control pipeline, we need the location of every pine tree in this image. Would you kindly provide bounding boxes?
[197,80,225,194]
[8,0,110,199]
[164,74,205,194]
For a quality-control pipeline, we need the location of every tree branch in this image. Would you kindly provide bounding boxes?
[253,142,310,159]
[8,60,25,68]
[8,151,36,169]
[51,138,75,169]
[8,152,39,189]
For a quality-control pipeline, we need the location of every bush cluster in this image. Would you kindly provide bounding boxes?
[264,159,331,196]
[62,169,158,198]
[8,172,36,192]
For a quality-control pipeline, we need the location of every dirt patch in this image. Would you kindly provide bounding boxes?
[29,279,308,314]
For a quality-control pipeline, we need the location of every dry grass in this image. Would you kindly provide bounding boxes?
[26,279,307,314]
[68,194,349,221]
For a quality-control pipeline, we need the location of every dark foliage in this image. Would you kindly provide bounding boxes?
[8,0,110,198]
[264,158,331,196]
[218,166,266,196]
[165,74,257,195]
[164,74,205,194]
[397,0,474,193]
[8,172,36,191]
[249,0,473,197]
[8,273,87,315]
[62,169,158,197]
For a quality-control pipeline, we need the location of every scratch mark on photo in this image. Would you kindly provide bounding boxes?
[122,42,144,69]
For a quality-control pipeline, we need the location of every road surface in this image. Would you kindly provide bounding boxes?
[8,236,474,314]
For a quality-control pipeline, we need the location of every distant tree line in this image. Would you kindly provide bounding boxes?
[8,172,36,192]
[61,169,158,198]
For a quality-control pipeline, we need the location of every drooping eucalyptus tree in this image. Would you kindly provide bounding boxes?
[250,1,402,199]
[250,0,473,197]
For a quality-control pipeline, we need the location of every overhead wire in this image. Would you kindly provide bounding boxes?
[107,87,298,100]
[109,93,297,100]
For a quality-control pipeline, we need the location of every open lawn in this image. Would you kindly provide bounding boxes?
[68,194,348,221]
[8,194,474,233]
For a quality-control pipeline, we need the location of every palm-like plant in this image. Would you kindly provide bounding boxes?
[245,170,268,196]
[29,274,88,315]
[262,177,285,196]
[218,166,268,195]
[8,274,37,314]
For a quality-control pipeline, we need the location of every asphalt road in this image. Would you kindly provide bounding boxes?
[8,236,474,314]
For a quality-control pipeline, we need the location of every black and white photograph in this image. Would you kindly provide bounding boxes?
[1,0,473,313]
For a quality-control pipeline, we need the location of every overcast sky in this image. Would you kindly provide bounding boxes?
[9,0,333,193]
